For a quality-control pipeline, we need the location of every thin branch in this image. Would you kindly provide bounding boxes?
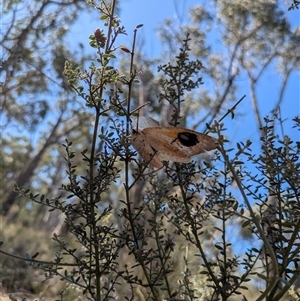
[0,248,81,267]
[272,59,296,115]
[249,76,263,131]
[218,146,279,301]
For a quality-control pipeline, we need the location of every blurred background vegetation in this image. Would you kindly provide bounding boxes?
[1,0,299,300]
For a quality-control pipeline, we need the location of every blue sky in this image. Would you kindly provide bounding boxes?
[68,0,299,148]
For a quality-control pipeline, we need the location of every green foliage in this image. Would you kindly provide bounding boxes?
[1,0,299,301]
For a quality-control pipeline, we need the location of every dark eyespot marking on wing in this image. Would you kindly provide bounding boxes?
[177,132,199,147]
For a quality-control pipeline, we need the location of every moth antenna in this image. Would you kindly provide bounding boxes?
[130,102,151,115]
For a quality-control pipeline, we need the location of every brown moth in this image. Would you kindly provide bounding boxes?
[132,116,216,168]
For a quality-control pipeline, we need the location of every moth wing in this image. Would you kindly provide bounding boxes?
[169,128,217,156]
[132,130,163,168]
[132,116,160,131]
[142,128,191,163]
[132,120,216,167]
[143,127,216,158]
